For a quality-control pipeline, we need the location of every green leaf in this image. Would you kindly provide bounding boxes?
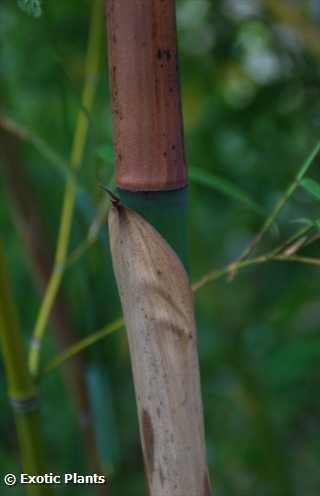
[296,141,320,181]
[189,166,264,215]
[96,143,115,163]
[300,178,320,201]
[291,218,314,226]
[86,366,120,472]
[17,0,42,17]
[0,114,75,184]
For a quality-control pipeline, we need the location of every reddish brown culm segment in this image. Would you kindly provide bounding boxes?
[106,0,187,191]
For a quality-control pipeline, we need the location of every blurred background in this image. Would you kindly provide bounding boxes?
[1,0,320,494]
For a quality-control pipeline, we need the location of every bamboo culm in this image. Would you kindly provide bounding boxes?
[0,245,53,496]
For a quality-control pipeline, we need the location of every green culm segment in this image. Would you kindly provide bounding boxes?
[0,245,53,495]
[117,188,188,270]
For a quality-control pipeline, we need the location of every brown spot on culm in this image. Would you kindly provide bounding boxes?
[142,409,155,477]
[157,48,172,62]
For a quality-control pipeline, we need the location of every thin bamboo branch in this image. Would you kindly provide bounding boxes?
[192,254,320,291]
[44,318,124,374]
[29,0,103,377]
[239,140,320,261]
[43,247,320,371]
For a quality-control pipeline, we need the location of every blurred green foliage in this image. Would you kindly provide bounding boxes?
[17,0,42,19]
[1,0,320,494]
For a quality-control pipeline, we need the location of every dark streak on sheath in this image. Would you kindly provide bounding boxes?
[203,473,212,496]
[142,408,155,479]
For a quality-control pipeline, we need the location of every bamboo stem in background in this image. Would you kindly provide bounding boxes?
[106,1,212,494]
[29,0,103,377]
[0,245,53,496]
[0,127,103,477]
